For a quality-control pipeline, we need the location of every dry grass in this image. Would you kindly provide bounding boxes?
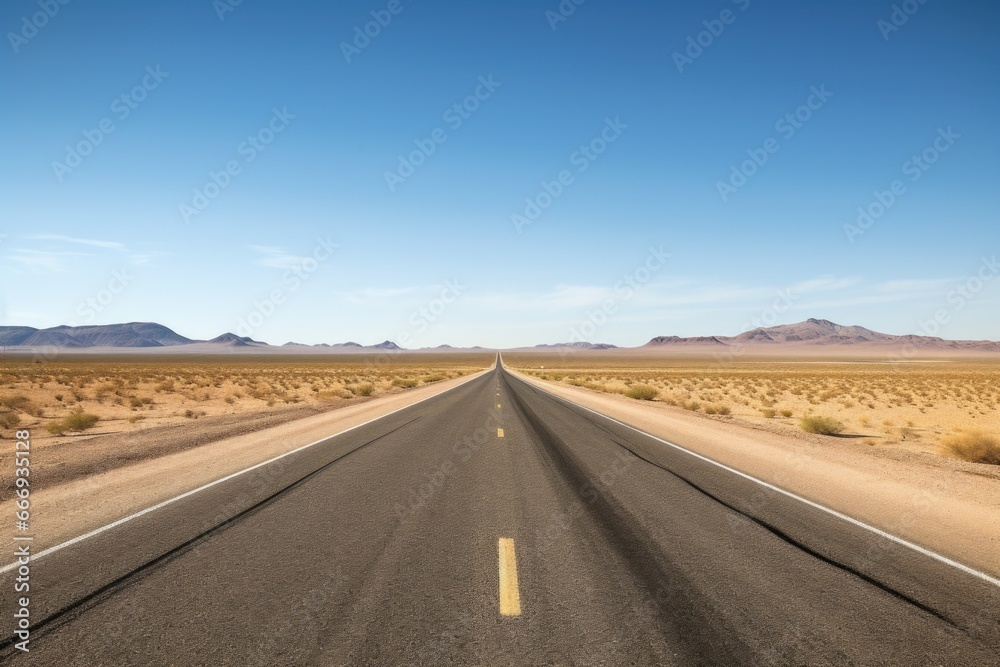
[0,354,489,442]
[942,430,1000,465]
[47,410,101,435]
[799,415,844,436]
[625,384,659,400]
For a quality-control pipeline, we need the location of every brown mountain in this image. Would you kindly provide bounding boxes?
[646,319,1000,351]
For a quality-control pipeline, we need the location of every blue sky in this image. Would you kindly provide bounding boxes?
[1,0,998,347]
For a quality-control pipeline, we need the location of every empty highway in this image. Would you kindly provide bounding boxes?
[2,359,999,665]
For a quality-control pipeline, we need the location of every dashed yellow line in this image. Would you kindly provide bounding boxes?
[498,538,521,617]
[497,428,504,438]
[497,403,501,409]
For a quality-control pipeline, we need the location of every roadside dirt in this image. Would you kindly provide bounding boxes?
[514,370,1000,578]
[0,405,337,500]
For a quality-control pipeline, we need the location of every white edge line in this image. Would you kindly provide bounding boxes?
[506,361,1000,589]
[0,368,492,575]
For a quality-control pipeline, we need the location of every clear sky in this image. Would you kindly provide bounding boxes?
[2,0,998,347]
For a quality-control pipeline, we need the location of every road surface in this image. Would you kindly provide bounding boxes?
[2,359,999,665]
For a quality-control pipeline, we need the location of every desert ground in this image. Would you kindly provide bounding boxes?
[0,352,492,497]
[0,352,488,434]
[504,351,1000,467]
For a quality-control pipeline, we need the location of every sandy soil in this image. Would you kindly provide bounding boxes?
[512,369,1000,578]
[0,354,487,445]
[506,355,1000,462]
[0,369,488,556]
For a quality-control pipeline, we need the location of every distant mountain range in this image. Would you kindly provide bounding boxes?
[645,318,1000,351]
[532,342,619,350]
[0,323,401,351]
[0,319,996,352]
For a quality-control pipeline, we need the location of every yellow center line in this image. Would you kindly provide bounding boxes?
[497,403,501,408]
[498,537,521,617]
[497,428,504,438]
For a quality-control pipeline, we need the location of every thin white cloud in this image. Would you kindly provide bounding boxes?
[27,234,128,251]
[789,276,860,294]
[5,249,92,273]
[875,278,953,293]
[128,251,169,266]
[249,245,310,270]
[360,287,420,299]
[330,286,424,305]
[469,280,777,312]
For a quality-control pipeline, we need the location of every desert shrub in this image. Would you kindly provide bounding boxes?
[47,410,100,435]
[761,409,776,419]
[779,409,793,418]
[353,383,375,397]
[625,384,658,401]
[421,374,447,383]
[942,431,1000,465]
[94,383,118,400]
[0,394,37,416]
[392,378,418,388]
[318,389,351,400]
[0,411,21,428]
[63,411,100,431]
[799,415,844,435]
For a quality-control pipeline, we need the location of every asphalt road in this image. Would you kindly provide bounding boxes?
[2,359,999,665]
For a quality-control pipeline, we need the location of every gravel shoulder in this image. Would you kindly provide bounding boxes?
[513,369,1000,577]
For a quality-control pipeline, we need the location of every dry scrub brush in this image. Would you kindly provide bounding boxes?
[799,415,845,436]
[942,430,1000,465]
